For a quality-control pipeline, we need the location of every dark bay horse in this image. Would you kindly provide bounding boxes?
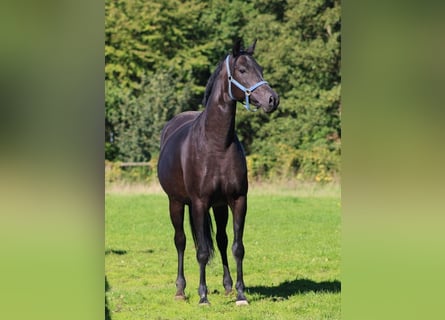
[157,39,279,305]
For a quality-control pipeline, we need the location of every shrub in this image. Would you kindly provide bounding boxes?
[247,145,339,183]
[105,157,158,185]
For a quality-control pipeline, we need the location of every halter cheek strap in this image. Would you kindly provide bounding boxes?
[225,55,268,112]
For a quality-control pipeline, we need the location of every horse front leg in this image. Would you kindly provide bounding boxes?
[169,199,186,299]
[229,196,249,305]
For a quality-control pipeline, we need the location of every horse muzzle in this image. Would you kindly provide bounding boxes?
[262,91,279,113]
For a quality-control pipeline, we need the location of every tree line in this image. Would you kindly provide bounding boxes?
[105,0,341,182]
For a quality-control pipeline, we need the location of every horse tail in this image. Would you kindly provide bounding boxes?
[188,206,214,263]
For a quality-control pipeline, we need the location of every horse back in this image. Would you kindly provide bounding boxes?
[160,111,201,148]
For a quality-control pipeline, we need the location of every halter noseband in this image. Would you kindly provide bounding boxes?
[225,55,268,112]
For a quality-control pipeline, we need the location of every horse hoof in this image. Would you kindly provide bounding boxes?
[199,298,210,306]
[175,294,186,301]
[235,300,249,306]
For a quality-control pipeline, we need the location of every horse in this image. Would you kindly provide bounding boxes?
[157,39,279,305]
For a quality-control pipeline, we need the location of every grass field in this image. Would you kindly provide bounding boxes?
[105,189,341,319]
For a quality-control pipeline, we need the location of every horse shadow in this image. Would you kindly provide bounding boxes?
[105,248,154,319]
[247,278,341,301]
[105,249,127,255]
[105,276,112,320]
[105,248,154,255]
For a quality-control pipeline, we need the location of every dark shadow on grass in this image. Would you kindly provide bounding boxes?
[105,249,127,255]
[138,249,154,254]
[247,278,341,301]
[105,276,112,320]
[105,249,155,255]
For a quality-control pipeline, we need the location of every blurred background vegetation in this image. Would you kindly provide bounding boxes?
[105,0,341,184]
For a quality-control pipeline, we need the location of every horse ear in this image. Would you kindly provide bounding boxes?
[232,38,242,57]
[246,39,257,55]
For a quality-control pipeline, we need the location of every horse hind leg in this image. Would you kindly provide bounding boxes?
[213,205,233,295]
[169,199,186,300]
[189,200,214,305]
[229,196,249,305]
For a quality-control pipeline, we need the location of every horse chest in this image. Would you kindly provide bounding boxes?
[183,149,246,196]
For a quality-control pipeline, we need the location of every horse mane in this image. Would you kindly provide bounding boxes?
[202,58,224,107]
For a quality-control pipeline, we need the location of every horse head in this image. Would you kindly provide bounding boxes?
[226,39,279,113]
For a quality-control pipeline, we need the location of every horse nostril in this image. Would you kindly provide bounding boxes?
[269,95,278,107]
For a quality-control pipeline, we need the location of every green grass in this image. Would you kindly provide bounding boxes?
[105,193,341,319]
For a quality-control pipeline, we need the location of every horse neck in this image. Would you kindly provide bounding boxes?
[201,73,237,149]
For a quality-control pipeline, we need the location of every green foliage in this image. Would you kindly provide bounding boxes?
[242,0,341,181]
[105,0,341,181]
[106,71,191,162]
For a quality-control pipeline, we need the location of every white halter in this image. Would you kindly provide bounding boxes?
[225,55,268,111]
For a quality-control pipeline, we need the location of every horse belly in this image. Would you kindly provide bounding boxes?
[157,135,190,204]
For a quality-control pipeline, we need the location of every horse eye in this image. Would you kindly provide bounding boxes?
[239,68,246,74]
